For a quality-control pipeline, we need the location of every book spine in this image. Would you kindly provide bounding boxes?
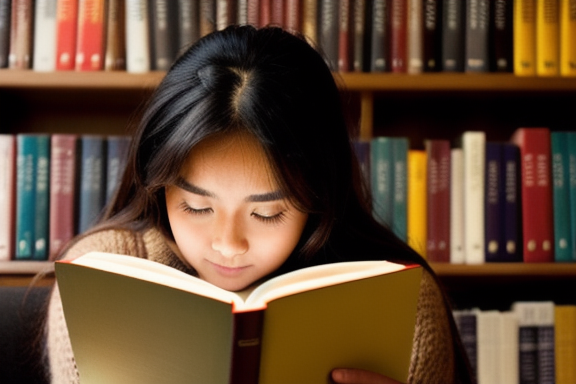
[9,0,34,69]
[554,305,576,384]
[0,0,10,68]
[502,143,522,261]
[319,0,339,71]
[536,302,556,384]
[551,132,574,262]
[236,0,247,25]
[106,135,131,203]
[199,0,215,37]
[450,147,465,263]
[441,0,464,71]
[229,310,265,384]
[33,0,58,72]
[352,0,367,72]
[15,135,37,259]
[371,137,393,228]
[499,311,519,384]
[370,0,390,72]
[463,131,486,264]
[49,134,78,260]
[56,0,79,70]
[78,136,106,234]
[407,0,422,73]
[476,310,500,384]
[259,0,271,26]
[177,0,200,54]
[0,135,16,261]
[34,135,51,260]
[425,139,451,262]
[489,0,513,72]
[465,0,490,72]
[514,302,539,384]
[407,149,427,257]
[536,0,560,76]
[75,0,106,71]
[125,0,150,73]
[484,142,503,262]
[338,0,352,72]
[104,0,127,71]
[422,0,442,72]
[568,132,576,262]
[560,0,576,76]
[511,128,554,262]
[514,0,536,76]
[285,0,301,32]
[302,0,318,46]
[148,0,179,70]
[453,310,478,379]
[269,0,283,27]
[389,0,407,73]
[392,138,408,241]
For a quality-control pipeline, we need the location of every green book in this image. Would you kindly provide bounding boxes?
[551,132,574,262]
[56,253,422,384]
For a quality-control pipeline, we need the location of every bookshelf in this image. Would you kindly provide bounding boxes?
[2,71,576,312]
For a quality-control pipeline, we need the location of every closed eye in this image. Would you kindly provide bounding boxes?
[180,202,212,215]
[251,212,286,224]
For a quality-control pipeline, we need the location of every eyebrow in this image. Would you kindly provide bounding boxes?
[175,177,285,203]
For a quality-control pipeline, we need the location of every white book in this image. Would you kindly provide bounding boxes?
[499,311,519,384]
[462,131,486,264]
[0,135,15,261]
[33,0,58,71]
[476,310,500,384]
[450,148,465,263]
[125,0,150,73]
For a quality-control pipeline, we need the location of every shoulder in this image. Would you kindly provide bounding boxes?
[60,228,152,261]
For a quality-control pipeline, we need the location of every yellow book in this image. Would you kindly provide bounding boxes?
[514,0,537,75]
[55,252,423,384]
[560,0,576,76]
[555,305,576,384]
[407,150,427,257]
[537,0,560,76]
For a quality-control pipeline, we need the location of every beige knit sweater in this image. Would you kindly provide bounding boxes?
[45,228,458,384]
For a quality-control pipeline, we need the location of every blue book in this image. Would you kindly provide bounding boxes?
[502,143,522,262]
[353,140,371,192]
[78,135,106,234]
[551,132,574,262]
[371,137,394,228]
[106,135,131,202]
[484,142,504,262]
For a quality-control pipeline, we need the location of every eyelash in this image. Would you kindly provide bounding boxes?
[180,203,286,224]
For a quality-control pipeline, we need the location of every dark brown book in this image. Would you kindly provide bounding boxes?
[370,0,391,72]
[149,0,179,70]
[489,0,513,72]
[105,0,126,71]
[9,0,34,69]
[390,0,407,72]
[177,0,200,54]
[422,0,442,72]
[338,0,353,72]
[0,0,11,68]
[199,0,215,37]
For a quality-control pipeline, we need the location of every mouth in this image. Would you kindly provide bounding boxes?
[207,260,250,276]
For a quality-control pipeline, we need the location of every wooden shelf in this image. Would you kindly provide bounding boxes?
[430,262,576,278]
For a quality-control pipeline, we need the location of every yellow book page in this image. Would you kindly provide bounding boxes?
[560,0,576,76]
[537,0,560,76]
[407,150,427,257]
[514,0,537,75]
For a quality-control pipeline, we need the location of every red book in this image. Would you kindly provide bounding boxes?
[338,0,352,72]
[8,0,33,69]
[510,128,554,262]
[0,135,15,261]
[259,0,271,26]
[425,139,451,262]
[75,0,106,70]
[270,0,284,27]
[285,0,301,33]
[390,0,407,72]
[56,0,79,70]
[49,134,78,260]
[247,0,260,27]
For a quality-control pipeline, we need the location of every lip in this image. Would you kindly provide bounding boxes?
[208,260,250,276]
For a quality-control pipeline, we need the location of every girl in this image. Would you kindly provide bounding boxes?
[45,25,473,384]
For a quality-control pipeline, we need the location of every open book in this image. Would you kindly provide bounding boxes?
[55,252,423,384]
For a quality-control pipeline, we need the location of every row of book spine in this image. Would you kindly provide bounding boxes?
[0,133,130,261]
[453,301,576,384]
[357,127,574,264]
[3,0,576,76]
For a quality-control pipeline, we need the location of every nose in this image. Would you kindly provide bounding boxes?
[211,213,249,258]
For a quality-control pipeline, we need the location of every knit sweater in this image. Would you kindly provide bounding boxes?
[45,228,457,384]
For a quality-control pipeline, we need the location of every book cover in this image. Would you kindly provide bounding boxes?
[370,0,391,72]
[199,0,215,37]
[78,135,106,234]
[49,134,79,260]
[513,301,540,384]
[269,0,283,27]
[259,0,271,26]
[551,132,574,262]
[489,0,513,72]
[301,0,318,46]
[0,0,10,68]
[499,311,520,384]
[502,143,522,262]
[56,0,79,70]
[33,0,58,72]
[389,0,407,73]
[236,0,248,25]
[567,132,576,262]
[125,0,150,73]
[8,0,34,69]
[371,136,393,229]
[34,135,51,260]
[536,301,556,384]
[319,0,339,71]
[104,0,126,71]
[216,0,237,30]
[462,131,486,264]
[425,139,451,262]
[441,0,464,72]
[285,0,301,33]
[392,137,408,241]
[75,0,106,71]
[465,0,490,72]
[56,253,423,384]
[513,0,536,76]
[560,0,576,76]
[422,0,442,72]
[453,309,478,379]
[352,0,369,72]
[407,149,427,257]
[407,0,423,73]
[510,128,554,263]
[105,135,131,203]
[450,148,464,263]
[0,134,16,261]
[555,305,576,384]
[484,142,504,262]
[536,0,560,76]
[177,0,200,54]
[338,0,353,72]
[148,0,179,70]
[476,310,500,384]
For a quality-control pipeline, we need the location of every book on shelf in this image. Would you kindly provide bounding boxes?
[501,143,522,262]
[450,147,465,263]
[407,0,423,73]
[568,132,576,262]
[77,135,106,234]
[319,0,339,71]
[389,0,407,73]
[104,0,126,71]
[148,0,179,71]
[177,0,201,56]
[33,0,58,72]
[0,135,16,261]
[105,135,131,203]
[407,149,427,257]
[55,0,79,70]
[75,0,106,71]
[125,0,150,73]
[555,305,576,384]
[56,252,423,384]
[0,0,9,68]
[441,0,465,72]
[370,0,391,72]
[465,0,490,72]
[215,0,237,30]
[198,0,215,37]
[422,0,442,72]
[513,0,536,76]
[337,0,353,72]
[9,0,34,69]
[484,142,506,262]
[510,128,554,263]
[301,0,318,46]
[560,0,576,77]
[489,0,513,72]
[285,0,301,33]
[536,0,560,77]
[453,309,478,379]
[352,0,369,72]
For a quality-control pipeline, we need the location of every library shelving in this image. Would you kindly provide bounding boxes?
[2,70,576,313]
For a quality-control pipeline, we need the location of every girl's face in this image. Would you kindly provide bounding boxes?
[165,133,308,292]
